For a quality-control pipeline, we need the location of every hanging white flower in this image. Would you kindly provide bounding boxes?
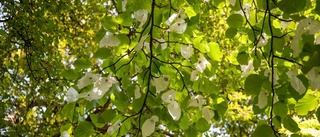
[292,18,310,57]
[256,88,269,109]
[134,9,148,28]
[134,85,141,99]
[161,89,176,103]
[122,0,127,11]
[134,34,149,51]
[228,0,236,6]
[264,69,279,85]
[257,33,268,47]
[306,20,320,34]
[107,120,122,135]
[307,67,320,91]
[142,115,159,137]
[153,38,167,50]
[193,53,210,73]
[181,45,193,60]
[188,95,205,109]
[161,90,181,120]
[66,87,79,102]
[77,72,100,89]
[240,60,254,76]
[85,73,118,101]
[169,19,187,34]
[100,32,121,47]
[165,9,187,26]
[167,101,181,121]
[286,70,306,95]
[190,70,199,81]
[60,131,70,137]
[152,75,170,93]
[202,107,214,123]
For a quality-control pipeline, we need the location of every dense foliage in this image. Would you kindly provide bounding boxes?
[1,0,320,136]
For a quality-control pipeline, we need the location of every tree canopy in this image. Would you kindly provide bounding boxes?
[1,0,320,136]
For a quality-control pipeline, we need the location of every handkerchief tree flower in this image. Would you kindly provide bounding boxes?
[6,0,320,136]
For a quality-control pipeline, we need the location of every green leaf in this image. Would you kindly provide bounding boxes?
[111,92,129,112]
[295,94,318,116]
[225,28,238,38]
[244,74,263,95]
[207,42,222,61]
[283,116,300,132]
[90,114,106,128]
[274,102,288,118]
[61,103,75,122]
[132,96,144,112]
[185,125,198,137]
[252,124,274,137]
[195,118,210,132]
[73,58,93,69]
[278,0,306,14]
[119,119,131,136]
[74,121,95,137]
[92,48,112,59]
[193,37,209,53]
[61,69,81,80]
[184,6,197,18]
[60,124,73,134]
[237,52,249,65]
[315,0,320,15]
[316,107,320,123]
[100,109,116,123]
[226,14,243,28]
[215,97,228,117]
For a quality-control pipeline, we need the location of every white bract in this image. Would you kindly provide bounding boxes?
[307,67,320,91]
[190,70,199,81]
[286,70,306,95]
[134,85,141,99]
[165,10,187,25]
[194,53,209,73]
[256,88,269,109]
[134,34,149,51]
[100,32,121,47]
[202,107,214,123]
[228,0,236,6]
[122,0,127,11]
[167,101,181,121]
[161,90,181,120]
[161,89,176,103]
[153,38,167,50]
[264,69,279,85]
[77,72,100,89]
[181,45,193,59]
[240,60,254,76]
[134,9,148,28]
[60,131,70,137]
[188,95,205,109]
[292,18,320,57]
[166,10,187,34]
[107,120,122,135]
[66,87,79,102]
[142,115,159,137]
[170,19,187,34]
[257,33,268,47]
[152,75,170,93]
[85,74,117,101]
